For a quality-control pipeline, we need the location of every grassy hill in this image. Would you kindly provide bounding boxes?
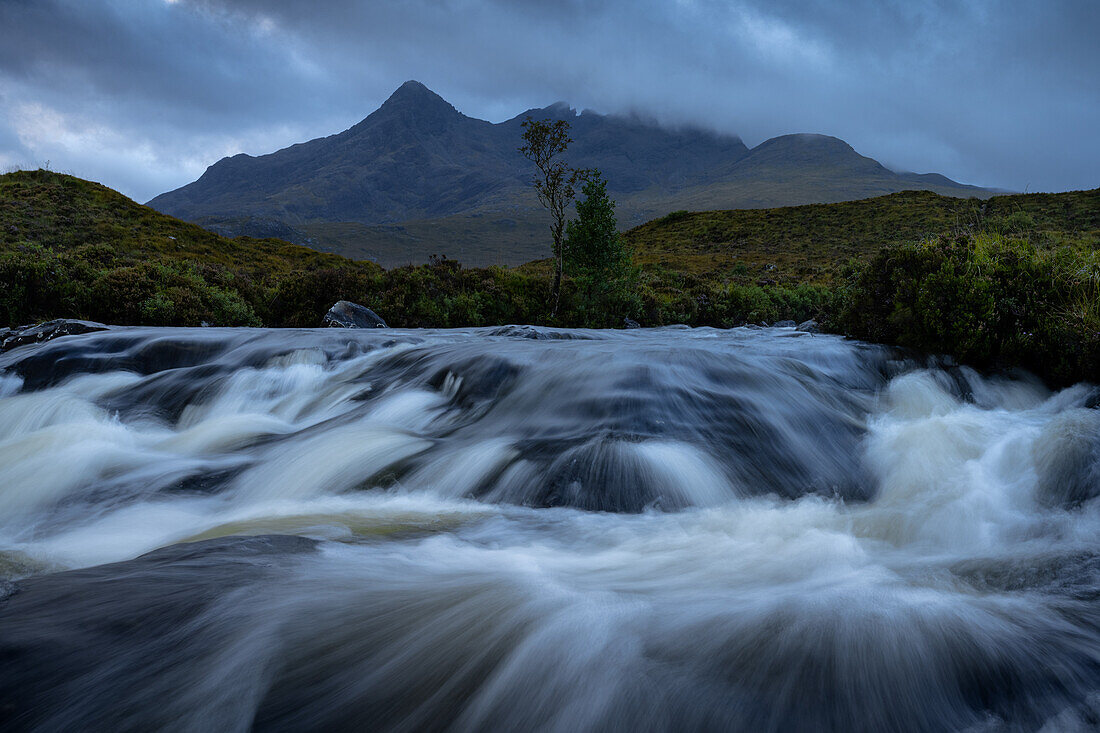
[0,169,382,327]
[625,188,1100,284]
[0,170,378,276]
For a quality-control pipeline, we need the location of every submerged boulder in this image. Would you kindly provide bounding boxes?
[322,301,388,329]
[1,319,109,352]
[488,325,596,340]
[1033,409,1100,509]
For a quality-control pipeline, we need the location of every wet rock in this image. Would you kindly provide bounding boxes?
[623,318,641,329]
[488,325,598,340]
[1,319,109,352]
[797,319,820,333]
[322,301,388,329]
[0,535,320,730]
[774,320,796,328]
[491,325,547,339]
[1033,409,1100,509]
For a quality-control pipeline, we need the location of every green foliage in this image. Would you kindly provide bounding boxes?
[627,188,1100,284]
[0,170,378,328]
[519,117,587,310]
[0,245,79,325]
[267,267,379,327]
[566,177,629,277]
[563,175,640,327]
[836,232,1100,386]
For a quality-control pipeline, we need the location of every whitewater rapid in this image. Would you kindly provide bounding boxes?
[0,325,1098,731]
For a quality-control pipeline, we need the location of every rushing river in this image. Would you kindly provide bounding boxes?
[1,325,1099,732]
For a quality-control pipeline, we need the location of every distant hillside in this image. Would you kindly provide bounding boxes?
[623,187,1100,285]
[148,81,996,267]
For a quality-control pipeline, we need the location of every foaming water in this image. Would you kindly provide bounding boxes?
[0,326,1098,731]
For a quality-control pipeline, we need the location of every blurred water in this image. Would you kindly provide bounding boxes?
[0,325,1098,731]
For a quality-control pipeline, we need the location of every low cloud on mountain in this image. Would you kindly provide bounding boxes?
[0,0,1096,200]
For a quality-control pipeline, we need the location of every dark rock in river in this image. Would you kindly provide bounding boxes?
[322,301,388,329]
[623,318,641,329]
[797,319,820,333]
[0,535,320,731]
[488,325,598,340]
[1,319,109,352]
[1033,409,1100,509]
[774,320,796,328]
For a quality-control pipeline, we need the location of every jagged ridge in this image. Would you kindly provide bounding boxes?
[147,81,995,266]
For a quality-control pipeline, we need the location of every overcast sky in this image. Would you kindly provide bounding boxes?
[1,0,1096,202]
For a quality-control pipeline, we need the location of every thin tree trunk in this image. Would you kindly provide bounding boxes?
[551,254,563,318]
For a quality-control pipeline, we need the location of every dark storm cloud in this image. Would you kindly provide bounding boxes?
[0,0,1096,200]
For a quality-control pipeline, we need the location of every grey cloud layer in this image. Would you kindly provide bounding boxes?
[1,0,1096,201]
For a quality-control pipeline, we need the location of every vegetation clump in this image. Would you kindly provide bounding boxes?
[563,175,639,326]
[836,230,1100,385]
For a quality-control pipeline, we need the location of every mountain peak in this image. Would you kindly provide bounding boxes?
[395,79,430,94]
[737,132,887,175]
[756,133,853,152]
[380,80,455,112]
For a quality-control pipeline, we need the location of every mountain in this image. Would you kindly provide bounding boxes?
[149,81,996,267]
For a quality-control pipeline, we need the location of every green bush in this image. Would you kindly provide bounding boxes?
[0,245,96,325]
[87,262,261,326]
[837,232,1100,386]
[268,267,378,327]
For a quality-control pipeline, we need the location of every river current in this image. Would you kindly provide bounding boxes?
[0,325,1098,731]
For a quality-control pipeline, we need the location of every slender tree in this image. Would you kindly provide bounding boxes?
[519,117,587,315]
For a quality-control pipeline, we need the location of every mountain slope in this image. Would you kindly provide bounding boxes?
[149,81,998,266]
[152,81,514,224]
